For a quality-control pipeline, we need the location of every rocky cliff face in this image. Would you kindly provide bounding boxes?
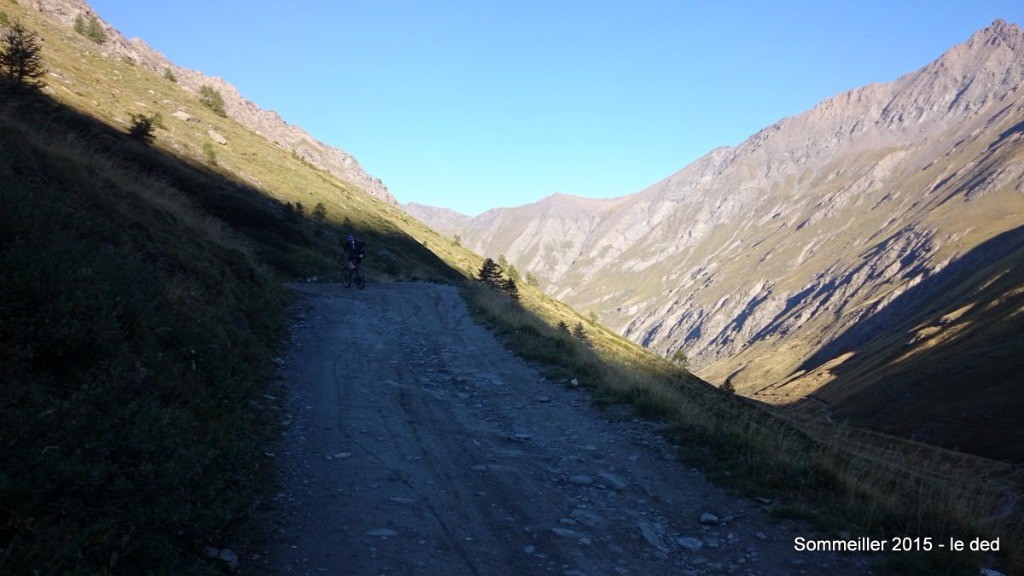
[413,21,1024,458]
[27,0,397,205]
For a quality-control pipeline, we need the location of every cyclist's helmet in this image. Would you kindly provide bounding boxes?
[347,234,355,243]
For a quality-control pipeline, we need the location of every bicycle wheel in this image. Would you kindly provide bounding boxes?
[341,268,352,288]
[355,271,366,289]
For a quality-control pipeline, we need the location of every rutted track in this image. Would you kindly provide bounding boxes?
[258,282,876,575]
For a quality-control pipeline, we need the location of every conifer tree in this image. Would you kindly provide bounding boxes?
[556,320,571,336]
[572,322,588,343]
[0,21,46,88]
[477,258,503,287]
[501,277,520,300]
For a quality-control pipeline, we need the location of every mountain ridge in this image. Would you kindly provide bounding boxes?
[25,0,397,205]
[408,19,1024,460]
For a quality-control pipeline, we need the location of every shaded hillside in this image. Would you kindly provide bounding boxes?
[0,2,469,571]
[0,85,464,575]
[413,20,1024,462]
[784,226,1024,462]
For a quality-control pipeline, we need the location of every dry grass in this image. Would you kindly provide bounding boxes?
[463,279,1023,575]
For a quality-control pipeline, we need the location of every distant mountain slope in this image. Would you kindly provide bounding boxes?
[403,202,472,235]
[26,0,396,205]
[413,20,1024,461]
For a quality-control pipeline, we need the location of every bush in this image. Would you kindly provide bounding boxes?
[163,67,176,82]
[501,277,520,300]
[572,321,589,343]
[128,113,156,144]
[312,201,327,221]
[202,141,218,166]
[198,85,227,117]
[671,349,689,369]
[556,320,571,336]
[73,14,107,44]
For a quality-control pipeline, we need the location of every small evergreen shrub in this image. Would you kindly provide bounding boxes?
[671,349,689,370]
[501,277,520,300]
[198,85,227,117]
[572,321,589,343]
[73,14,107,44]
[202,141,218,166]
[128,113,155,144]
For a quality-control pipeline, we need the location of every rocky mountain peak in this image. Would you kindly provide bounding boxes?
[901,19,1024,117]
[26,0,397,205]
[664,19,1024,201]
[971,18,1022,51]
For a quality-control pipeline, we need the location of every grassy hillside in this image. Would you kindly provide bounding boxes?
[1,91,291,573]
[0,87,471,574]
[464,280,1023,575]
[0,2,473,572]
[789,225,1024,461]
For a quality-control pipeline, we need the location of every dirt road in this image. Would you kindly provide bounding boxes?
[259,282,876,575]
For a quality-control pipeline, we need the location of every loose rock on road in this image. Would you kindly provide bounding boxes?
[257,282,876,575]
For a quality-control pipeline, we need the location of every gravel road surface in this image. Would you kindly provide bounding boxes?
[258,282,877,575]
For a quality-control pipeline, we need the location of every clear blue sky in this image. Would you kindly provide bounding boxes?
[90,1,1023,216]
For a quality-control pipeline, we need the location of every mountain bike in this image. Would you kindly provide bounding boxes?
[342,260,365,289]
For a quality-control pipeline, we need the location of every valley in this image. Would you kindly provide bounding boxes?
[407,19,1024,463]
[2,1,1021,573]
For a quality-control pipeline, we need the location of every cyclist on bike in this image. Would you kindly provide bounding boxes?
[343,234,365,271]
